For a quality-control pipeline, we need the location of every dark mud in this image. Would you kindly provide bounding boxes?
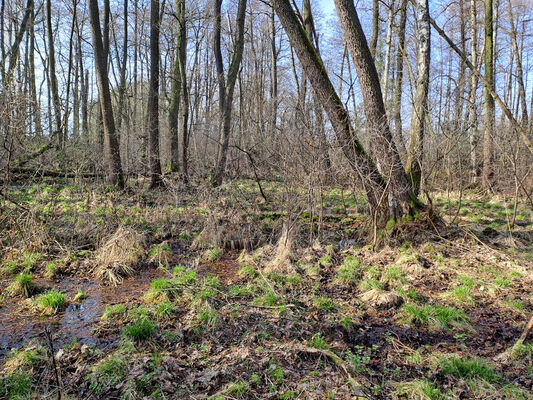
[0,267,162,357]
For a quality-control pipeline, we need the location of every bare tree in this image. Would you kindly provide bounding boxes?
[213,0,247,186]
[88,0,124,188]
[147,0,162,187]
[405,0,430,194]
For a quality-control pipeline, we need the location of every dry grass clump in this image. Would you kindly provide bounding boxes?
[360,289,404,309]
[95,226,145,285]
[264,222,297,274]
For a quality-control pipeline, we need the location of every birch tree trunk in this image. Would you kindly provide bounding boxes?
[405,0,430,194]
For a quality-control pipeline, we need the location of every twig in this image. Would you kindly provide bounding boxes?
[44,326,62,400]
[291,343,376,399]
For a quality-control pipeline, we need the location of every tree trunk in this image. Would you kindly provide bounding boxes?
[178,0,190,183]
[333,0,420,215]
[369,0,379,59]
[147,0,162,187]
[391,0,408,161]
[303,0,331,176]
[46,0,62,143]
[116,0,128,132]
[482,0,495,191]
[168,0,183,173]
[405,0,430,194]
[88,0,124,188]
[272,0,405,218]
[468,0,479,183]
[213,0,247,186]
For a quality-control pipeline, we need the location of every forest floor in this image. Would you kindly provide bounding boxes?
[0,178,532,399]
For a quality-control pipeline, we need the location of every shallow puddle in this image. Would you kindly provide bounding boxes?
[0,267,162,357]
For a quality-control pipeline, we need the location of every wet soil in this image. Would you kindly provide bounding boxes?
[0,267,163,356]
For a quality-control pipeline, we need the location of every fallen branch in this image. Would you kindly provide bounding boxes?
[291,342,375,399]
[12,142,58,169]
[9,167,99,179]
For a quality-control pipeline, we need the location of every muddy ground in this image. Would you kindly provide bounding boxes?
[0,180,532,399]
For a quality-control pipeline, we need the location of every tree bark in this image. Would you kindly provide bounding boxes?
[333,0,420,215]
[88,0,124,188]
[369,0,379,59]
[482,0,495,191]
[272,0,411,218]
[468,0,480,183]
[391,0,408,161]
[405,0,430,194]
[147,0,162,187]
[46,0,62,143]
[213,0,247,186]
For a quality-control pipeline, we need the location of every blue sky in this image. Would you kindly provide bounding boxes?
[318,0,336,15]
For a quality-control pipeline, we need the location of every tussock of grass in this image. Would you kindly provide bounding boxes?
[95,226,145,285]
[404,303,470,330]
[101,303,126,320]
[124,317,156,341]
[37,291,66,314]
[3,345,45,374]
[336,255,362,285]
[436,355,498,382]
[393,379,445,400]
[361,289,403,309]
[148,242,172,267]
[10,272,36,297]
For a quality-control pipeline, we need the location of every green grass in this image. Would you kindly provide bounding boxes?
[38,291,66,312]
[14,273,34,297]
[314,296,335,310]
[449,285,474,304]
[336,255,363,285]
[173,266,197,284]
[1,260,20,276]
[0,371,33,399]
[101,303,126,320]
[89,354,127,394]
[154,301,175,320]
[381,266,406,287]
[308,333,328,349]
[44,262,59,278]
[195,306,218,328]
[393,379,445,400]
[124,317,156,341]
[224,380,250,398]
[436,355,498,382]
[404,303,470,330]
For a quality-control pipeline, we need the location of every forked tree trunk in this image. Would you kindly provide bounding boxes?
[213,0,247,186]
[272,0,421,220]
[88,0,124,188]
[333,0,421,215]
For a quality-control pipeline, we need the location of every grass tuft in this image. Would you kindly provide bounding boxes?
[37,291,66,314]
[436,355,498,382]
[404,303,469,330]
